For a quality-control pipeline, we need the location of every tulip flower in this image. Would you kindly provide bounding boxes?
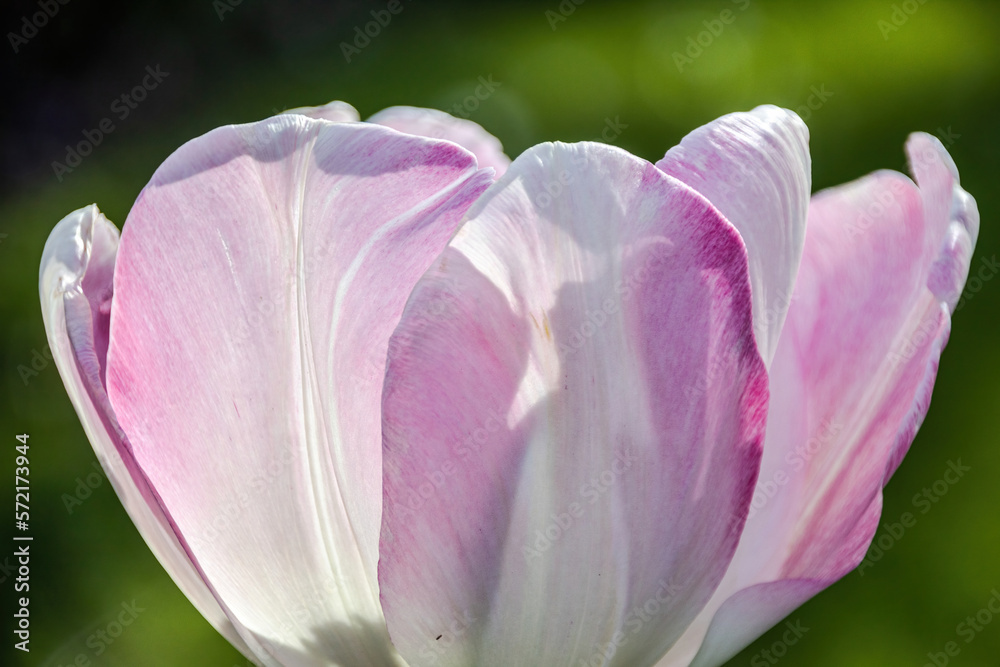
[41,101,978,667]
[40,103,506,666]
[377,106,978,666]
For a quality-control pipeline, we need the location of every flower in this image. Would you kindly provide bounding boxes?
[39,104,506,666]
[376,106,978,666]
[41,102,978,667]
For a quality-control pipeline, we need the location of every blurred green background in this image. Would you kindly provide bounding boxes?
[2,0,999,665]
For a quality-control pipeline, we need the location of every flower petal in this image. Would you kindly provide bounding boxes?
[658,133,978,667]
[283,100,361,123]
[104,115,493,665]
[367,106,511,178]
[39,205,262,663]
[379,142,768,666]
[656,105,811,367]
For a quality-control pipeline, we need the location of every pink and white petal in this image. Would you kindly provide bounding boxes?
[283,100,361,123]
[368,106,510,178]
[656,105,811,367]
[658,134,978,667]
[379,142,769,667]
[39,205,262,664]
[105,116,493,666]
[907,133,979,312]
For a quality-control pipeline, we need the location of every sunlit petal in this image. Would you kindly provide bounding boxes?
[103,115,492,665]
[380,141,768,666]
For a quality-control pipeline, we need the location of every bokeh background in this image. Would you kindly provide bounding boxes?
[2,0,999,665]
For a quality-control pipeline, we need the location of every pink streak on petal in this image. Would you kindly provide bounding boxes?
[657,105,811,368]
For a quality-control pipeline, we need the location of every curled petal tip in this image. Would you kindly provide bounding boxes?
[906,132,980,310]
[40,204,116,298]
[367,105,511,178]
[281,100,361,123]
